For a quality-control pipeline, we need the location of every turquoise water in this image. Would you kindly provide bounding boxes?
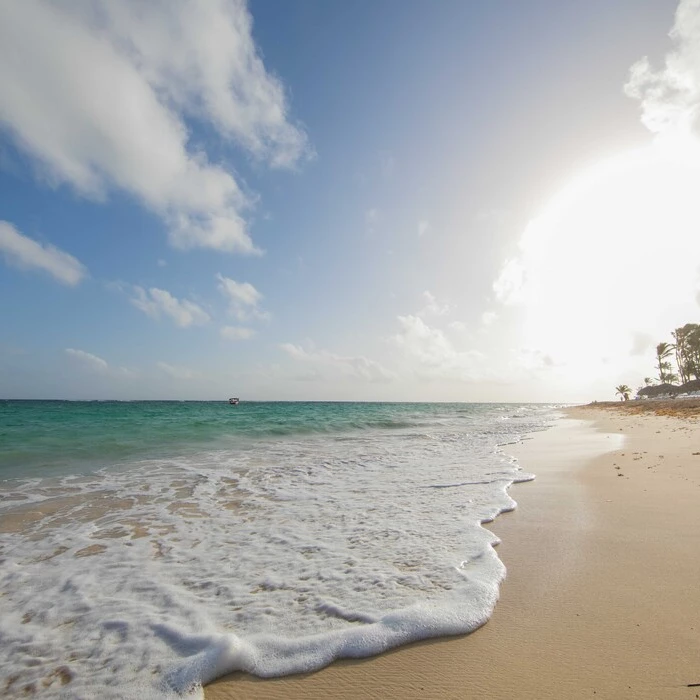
[0,400,513,478]
[0,400,557,698]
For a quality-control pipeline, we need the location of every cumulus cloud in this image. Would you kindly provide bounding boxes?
[65,348,134,376]
[216,273,268,321]
[0,221,86,285]
[221,325,256,340]
[281,343,394,383]
[393,315,486,381]
[131,286,210,327]
[0,0,309,253]
[624,0,700,138]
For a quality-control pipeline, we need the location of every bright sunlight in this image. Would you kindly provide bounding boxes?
[497,133,700,389]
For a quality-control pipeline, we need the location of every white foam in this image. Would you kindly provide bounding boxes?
[0,406,553,697]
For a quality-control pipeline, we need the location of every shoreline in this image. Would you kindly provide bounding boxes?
[206,405,700,699]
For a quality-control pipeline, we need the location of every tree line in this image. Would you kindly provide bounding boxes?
[615,322,700,401]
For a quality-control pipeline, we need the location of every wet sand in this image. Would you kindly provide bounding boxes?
[206,404,700,700]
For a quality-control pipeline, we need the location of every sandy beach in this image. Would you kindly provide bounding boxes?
[206,403,700,700]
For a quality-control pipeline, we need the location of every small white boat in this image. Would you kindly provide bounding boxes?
[228,397,240,405]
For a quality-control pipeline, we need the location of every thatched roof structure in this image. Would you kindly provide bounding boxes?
[680,378,700,394]
[637,379,700,398]
[637,383,678,398]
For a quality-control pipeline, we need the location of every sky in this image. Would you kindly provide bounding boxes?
[2,0,700,402]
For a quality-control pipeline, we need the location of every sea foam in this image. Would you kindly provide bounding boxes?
[0,403,552,697]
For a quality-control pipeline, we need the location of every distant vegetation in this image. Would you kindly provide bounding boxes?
[617,323,700,399]
[615,384,632,401]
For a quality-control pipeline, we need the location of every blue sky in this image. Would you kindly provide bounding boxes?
[2,0,700,402]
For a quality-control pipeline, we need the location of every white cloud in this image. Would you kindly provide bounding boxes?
[419,290,451,317]
[0,220,86,286]
[493,257,526,305]
[65,348,108,373]
[281,343,394,383]
[221,325,256,341]
[156,361,196,380]
[131,286,210,327]
[393,315,486,381]
[216,273,267,321]
[393,316,452,367]
[624,0,700,138]
[417,219,431,237]
[0,1,309,254]
[157,259,167,268]
[65,348,134,376]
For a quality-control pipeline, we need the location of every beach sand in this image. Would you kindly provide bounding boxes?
[206,404,700,700]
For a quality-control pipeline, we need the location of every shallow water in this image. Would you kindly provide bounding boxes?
[0,401,556,698]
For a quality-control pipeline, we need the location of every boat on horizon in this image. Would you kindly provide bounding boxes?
[228,397,240,405]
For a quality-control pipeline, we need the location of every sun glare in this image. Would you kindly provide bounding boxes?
[513,134,700,385]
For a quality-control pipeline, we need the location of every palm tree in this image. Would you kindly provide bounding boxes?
[615,384,632,401]
[672,327,690,384]
[672,323,700,382]
[665,370,679,385]
[655,342,675,384]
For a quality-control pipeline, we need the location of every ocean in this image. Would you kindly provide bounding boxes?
[0,400,558,698]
